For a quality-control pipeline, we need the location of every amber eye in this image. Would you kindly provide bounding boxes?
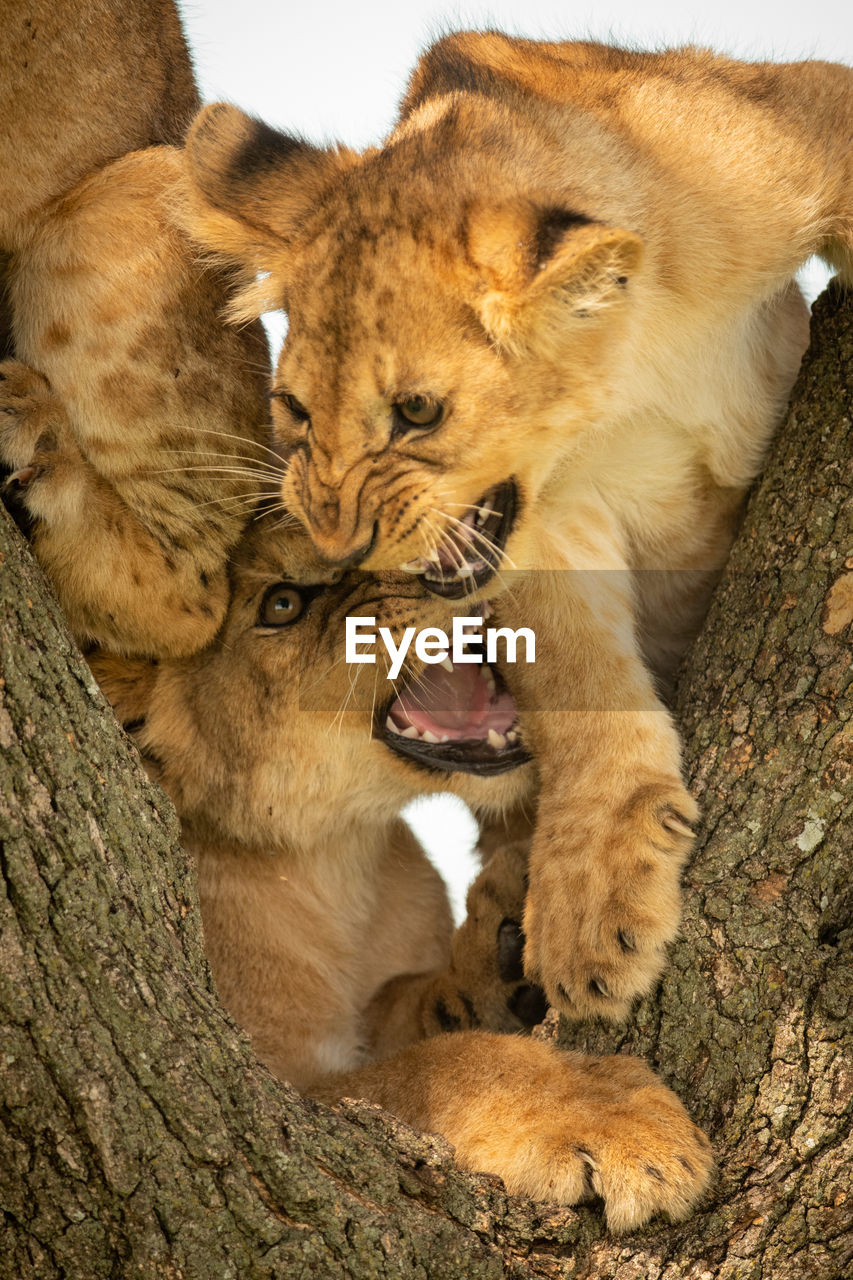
[258,583,305,627]
[392,395,444,431]
[271,390,310,423]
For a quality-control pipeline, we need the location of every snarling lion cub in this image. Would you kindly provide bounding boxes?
[0,0,269,658]
[184,33,852,1019]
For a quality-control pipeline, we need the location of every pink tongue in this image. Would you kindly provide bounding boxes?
[391,665,516,740]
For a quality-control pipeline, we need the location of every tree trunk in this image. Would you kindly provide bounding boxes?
[1,286,851,1278]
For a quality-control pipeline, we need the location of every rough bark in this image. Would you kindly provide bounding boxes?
[0,286,851,1278]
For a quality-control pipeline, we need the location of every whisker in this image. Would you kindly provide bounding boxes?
[261,509,300,527]
[422,514,463,572]
[432,509,517,600]
[254,501,299,521]
[151,421,287,465]
[192,489,281,512]
[332,659,366,736]
[369,663,380,742]
[426,510,478,599]
[146,464,285,484]
[443,501,501,519]
[170,428,288,466]
[153,453,286,481]
[299,650,350,700]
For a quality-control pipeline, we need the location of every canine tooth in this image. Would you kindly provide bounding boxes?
[385,716,398,733]
[400,558,428,572]
[401,726,419,739]
[487,729,507,750]
[439,656,454,673]
[422,730,440,744]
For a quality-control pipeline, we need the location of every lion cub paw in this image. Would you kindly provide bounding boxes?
[315,1034,713,1232]
[523,784,698,1020]
[0,360,80,519]
[0,360,62,463]
[420,918,547,1037]
[533,1069,714,1232]
[456,1045,714,1232]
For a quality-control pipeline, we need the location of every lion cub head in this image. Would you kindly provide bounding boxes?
[91,512,534,853]
[182,95,642,598]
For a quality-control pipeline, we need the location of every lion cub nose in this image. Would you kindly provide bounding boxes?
[320,521,377,569]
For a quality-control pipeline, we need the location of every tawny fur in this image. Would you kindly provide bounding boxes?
[0,0,270,657]
[182,33,851,1016]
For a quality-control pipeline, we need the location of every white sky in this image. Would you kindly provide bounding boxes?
[177,0,851,919]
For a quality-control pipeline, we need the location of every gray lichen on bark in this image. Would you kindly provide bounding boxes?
[1,287,851,1278]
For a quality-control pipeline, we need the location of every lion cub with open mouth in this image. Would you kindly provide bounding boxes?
[3,356,713,1225]
[86,510,713,1233]
[182,33,851,1021]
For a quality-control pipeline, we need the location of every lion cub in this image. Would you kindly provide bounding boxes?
[182,34,851,1019]
[85,509,713,1232]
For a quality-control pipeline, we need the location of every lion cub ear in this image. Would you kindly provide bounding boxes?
[465,200,643,355]
[182,104,355,281]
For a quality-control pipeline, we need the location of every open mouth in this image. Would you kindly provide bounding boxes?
[377,656,530,775]
[402,480,518,599]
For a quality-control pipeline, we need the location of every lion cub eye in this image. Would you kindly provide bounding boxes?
[270,390,310,424]
[392,395,444,431]
[258,583,305,627]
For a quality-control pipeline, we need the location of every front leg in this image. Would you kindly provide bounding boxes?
[4,148,272,657]
[310,1032,714,1232]
[502,516,697,1020]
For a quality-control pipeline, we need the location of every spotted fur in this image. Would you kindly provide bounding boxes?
[0,0,270,657]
